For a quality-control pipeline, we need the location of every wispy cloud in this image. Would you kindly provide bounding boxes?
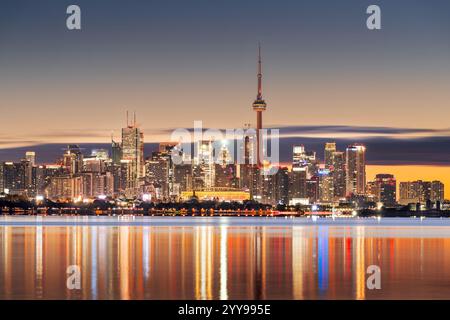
[273,125,450,139]
[1,125,449,166]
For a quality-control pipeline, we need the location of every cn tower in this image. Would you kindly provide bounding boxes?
[252,44,267,167]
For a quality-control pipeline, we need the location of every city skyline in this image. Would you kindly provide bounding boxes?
[0,137,447,202]
[1,1,450,199]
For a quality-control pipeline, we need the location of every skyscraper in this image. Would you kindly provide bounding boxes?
[289,168,307,204]
[121,113,145,191]
[25,151,36,166]
[215,144,238,189]
[22,157,35,197]
[345,144,366,196]
[239,123,256,193]
[111,138,122,165]
[63,145,83,175]
[1,161,26,195]
[331,151,346,199]
[322,143,336,202]
[276,167,290,205]
[144,143,177,200]
[324,142,336,169]
[318,168,334,203]
[292,145,306,169]
[292,145,318,179]
[194,140,215,190]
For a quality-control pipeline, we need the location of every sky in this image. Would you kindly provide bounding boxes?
[0,0,450,194]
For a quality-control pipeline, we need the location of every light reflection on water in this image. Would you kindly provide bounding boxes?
[1,217,450,299]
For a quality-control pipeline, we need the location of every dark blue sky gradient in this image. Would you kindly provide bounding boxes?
[1,1,450,164]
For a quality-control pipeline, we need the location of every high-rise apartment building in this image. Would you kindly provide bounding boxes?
[1,161,26,195]
[324,142,336,169]
[345,144,366,196]
[399,180,444,205]
[431,181,445,203]
[318,168,334,203]
[331,151,346,199]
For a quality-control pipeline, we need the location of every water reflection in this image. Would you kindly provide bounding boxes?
[1,224,450,299]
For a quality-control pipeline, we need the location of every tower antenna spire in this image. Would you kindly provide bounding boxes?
[257,42,262,100]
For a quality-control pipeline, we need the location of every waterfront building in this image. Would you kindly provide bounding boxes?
[345,144,366,196]
[318,168,334,203]
[276,167,290,205]
[431,181,445,203]
[0,161,26,195]
[374,174,397,206]
[331,151,346,199]
[399,180,444,205]
[367,174,397,206]
[121,114,145,191]
[289,167,307,204]
[180,190,250,202]
[22,156,35,197]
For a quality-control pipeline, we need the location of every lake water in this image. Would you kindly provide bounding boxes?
[1,216,450,299]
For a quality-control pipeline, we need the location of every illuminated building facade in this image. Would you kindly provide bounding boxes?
[431,181,445,203]
[63,145,84,175]
[0,161,26,195]
[399,180,444,205]
[345,144,366,196]
[194,140,215,190]
[373,174,397,206]
[331,151,346,199]
[121,115,145,192]
[289,168,307,204]
[324,142,336,169]
[318,168,334,203]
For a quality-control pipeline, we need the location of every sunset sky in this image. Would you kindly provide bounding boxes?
[1,0,450,196]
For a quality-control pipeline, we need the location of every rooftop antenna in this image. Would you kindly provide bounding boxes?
[134,111,137,127]
[126,110,129,127]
